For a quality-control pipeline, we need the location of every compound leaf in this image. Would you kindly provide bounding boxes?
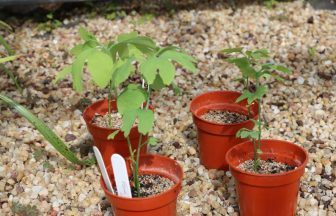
[117,85,147,114]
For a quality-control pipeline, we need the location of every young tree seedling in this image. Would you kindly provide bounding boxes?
[222,48,291,171]
[56,28,197,196]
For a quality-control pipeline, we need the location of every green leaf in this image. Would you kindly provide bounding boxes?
[137,109,154,135]
[87,50,114,88]
[71,49,91,92]
[127,36,156,54]
[248,49,269,59]
[79,27,96,41]
[112,58,134,87]
[0,55,18,64]
[227,57,255,78]
[117,85,147,114]
[140,56,158,84]
[0,20,13,31]
[0,94,95,166]
[262,63,292,74]
[171,82,181,95]
[222,47,243,54]
[120,109,138,137]
[158,58,175,85]
[255,85,268,99]
[236,128,259,139]
[273,75,285,82]
[147,137,157,146]
[54,65,72,83]
[117,32,138,42]
[149,75,165,91]
[108,130,120,140]
[70,44,84,56]
[0,34,14,55]
[273,65,292,74]
[236,90,255,104]
[159,50,197,73]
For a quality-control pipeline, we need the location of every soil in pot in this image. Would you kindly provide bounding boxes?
[102,154,183,216]
[116,174,174,198]
[200,109,249,124]
[238,159,296,174]
[92,112,123,128]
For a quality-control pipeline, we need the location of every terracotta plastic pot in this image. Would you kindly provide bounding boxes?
[190,91,258,170]
[101,154,183,216]
[83,99,147,167]
[226,139,308,216]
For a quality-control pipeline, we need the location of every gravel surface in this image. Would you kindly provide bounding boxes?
[1,1,336,215]
[201,110,248,124]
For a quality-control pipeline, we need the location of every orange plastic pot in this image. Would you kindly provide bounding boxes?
[226,139,308,216]
[83,99,147,167]
[190,91,258,170]
[101,154,183,216]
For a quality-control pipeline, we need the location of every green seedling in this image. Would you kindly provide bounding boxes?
[56,28,197,196]
[223,48,291,171]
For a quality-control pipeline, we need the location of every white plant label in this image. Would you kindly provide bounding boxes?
[111,154,132,198]
[93,147,115,194]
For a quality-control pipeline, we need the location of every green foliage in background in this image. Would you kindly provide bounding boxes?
[0,21,22,93]
[37,13,62,32]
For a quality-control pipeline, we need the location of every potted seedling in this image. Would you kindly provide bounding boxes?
[225,48,308,216]
[100,34,197,216]
[57,28,197,215]
[189,48,260,170]
[55,28,160,166]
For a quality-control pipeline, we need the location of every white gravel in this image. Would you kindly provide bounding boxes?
[0,1,335,215]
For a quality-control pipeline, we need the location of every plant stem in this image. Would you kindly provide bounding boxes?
[107,81,113,128]
[254,78,262,171]
[134,134,143,196]
[133,86,151,197]
[245,77,252,118]
[126,136,136,184]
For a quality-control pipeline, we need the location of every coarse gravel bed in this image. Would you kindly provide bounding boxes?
[0,1,335,215]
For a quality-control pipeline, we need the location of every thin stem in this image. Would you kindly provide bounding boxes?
[133,86,151,197]
[134,134,143,196]
[126,136,136,181]
[254,77,262,171]
[107,81,113,128]
[245,77,252,118]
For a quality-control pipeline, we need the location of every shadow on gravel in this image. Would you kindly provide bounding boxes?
[0,0,295,23]
[308,0,336,10]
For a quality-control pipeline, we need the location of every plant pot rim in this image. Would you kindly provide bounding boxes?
[100,154,183,201]
[83,99,123,132]
[226,139,309,178]
[190,90,258,127]
[83,98,153,133]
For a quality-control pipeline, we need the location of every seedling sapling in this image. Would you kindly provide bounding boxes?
[56,28,197,196]
[222,48,291,171]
